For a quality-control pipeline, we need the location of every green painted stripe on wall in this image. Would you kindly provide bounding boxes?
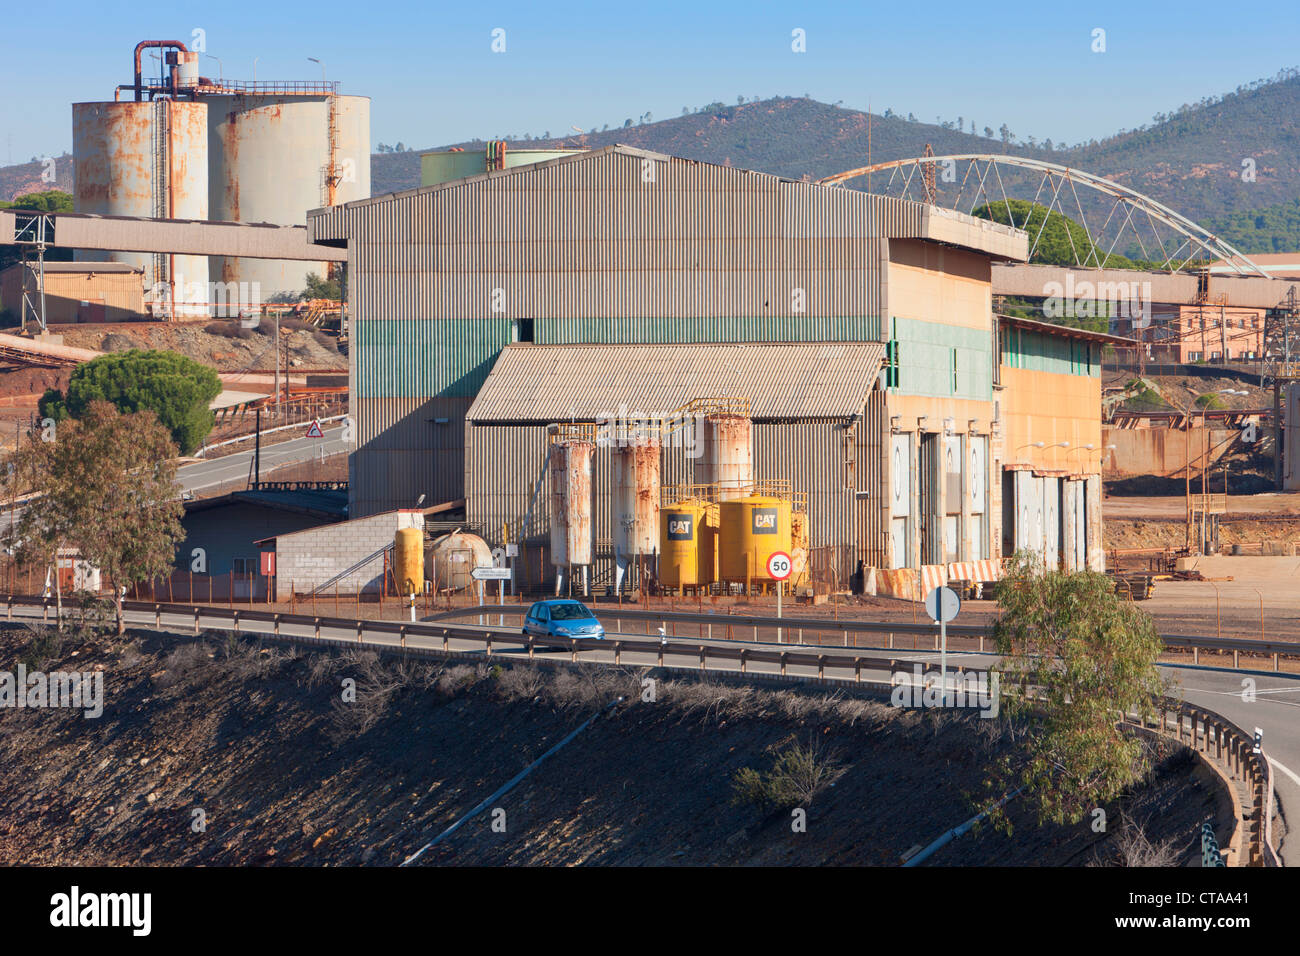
[537,315,883,344]
[354,318,514,398]
[889,316,994,401]
[1002,327,1099,378]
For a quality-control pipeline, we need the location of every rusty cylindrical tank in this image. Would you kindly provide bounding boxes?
[206,93,370,298]
[789,509,809,589]
[73,100,210,317]
[701,414,753,500]
[426,531,493,592]
[550,440,594,567]
[612,438,661,592]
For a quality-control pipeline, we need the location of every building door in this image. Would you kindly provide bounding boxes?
[889,433,911,569]
[1042,477,1061,569]
[1069,480,1086,570]
[919,434,939,565]
[943,434,962,563]
[968,436,987,561]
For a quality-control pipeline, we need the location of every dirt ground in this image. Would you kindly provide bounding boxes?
[1104,370,1272,412]
[51,320,346,372]
[0,623,1213,867]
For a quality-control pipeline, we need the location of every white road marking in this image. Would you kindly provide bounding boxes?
[1271,758,1300,789]
[1182,685,1300,709]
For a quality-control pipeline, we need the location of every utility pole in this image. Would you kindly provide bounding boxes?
[253,407,261,488]
[274,311,281,420]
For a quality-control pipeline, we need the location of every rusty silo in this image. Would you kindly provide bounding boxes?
[206,91,370,298]
[71,40,371,314]
[699,402,754,500]
[550,437,594,594]
[72,99,210,317]
[612,437,661,593]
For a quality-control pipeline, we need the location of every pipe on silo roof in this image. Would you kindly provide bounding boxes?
[133,40,189,101]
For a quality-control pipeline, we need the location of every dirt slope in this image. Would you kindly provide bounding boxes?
[0,624,1211,866]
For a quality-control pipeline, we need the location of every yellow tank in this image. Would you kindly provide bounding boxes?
[719,495,793,583]
[659,499,715,588]
[394,527,424,595]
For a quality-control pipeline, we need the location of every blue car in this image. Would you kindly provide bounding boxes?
[522,599,606,641]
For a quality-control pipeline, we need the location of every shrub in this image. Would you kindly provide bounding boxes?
[731,738,845,812]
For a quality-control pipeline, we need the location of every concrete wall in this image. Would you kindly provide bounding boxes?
[1103,424,1234,479]
[272,509,424,600]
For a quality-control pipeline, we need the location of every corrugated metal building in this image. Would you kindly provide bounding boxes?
[308,144,1026,527]
[0,261,145,324]
[464,342,887,585]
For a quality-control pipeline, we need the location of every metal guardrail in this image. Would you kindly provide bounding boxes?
[2,594,1281,866]
[2,595,986,689]
[431,604,1300,671]
[1126,700,1279,867]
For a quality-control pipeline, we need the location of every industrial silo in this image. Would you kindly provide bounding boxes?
[700,412,754,500]
[72,100,210,317]
[719,494,793,588]
[550,439,594,594]
[421,145,583,187]
[612,438,660,593]
[206,92,370,299]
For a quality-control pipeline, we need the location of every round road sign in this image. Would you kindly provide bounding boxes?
[767,551,793,581]
[925,586,961,624]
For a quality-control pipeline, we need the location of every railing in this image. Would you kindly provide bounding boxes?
[429,604,1300,671]
[2,593,1281,866]
[1125,699,1279,867]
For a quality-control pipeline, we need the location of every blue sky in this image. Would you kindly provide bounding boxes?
[3,0,1298,163]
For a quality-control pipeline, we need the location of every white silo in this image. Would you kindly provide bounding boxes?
[206,92,370,299]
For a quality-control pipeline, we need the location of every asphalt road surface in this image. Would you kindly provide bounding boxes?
[180,425,348,494]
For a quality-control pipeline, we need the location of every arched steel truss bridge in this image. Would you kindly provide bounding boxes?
[818,154,1270,279]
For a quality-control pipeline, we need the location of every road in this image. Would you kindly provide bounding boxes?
[7,599,1290,866]
[179,425,348,494]
[0,425,347,541]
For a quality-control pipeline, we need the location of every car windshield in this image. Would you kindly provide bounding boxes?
[549,603,594,621]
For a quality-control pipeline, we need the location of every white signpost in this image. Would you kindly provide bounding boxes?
[768,551,792,643]
[925,585,961,705]
[472,565,512,625]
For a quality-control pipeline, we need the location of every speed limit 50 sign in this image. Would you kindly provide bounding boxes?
[767,551,793,581]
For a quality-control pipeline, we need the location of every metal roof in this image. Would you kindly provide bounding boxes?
[466,342,886,422]
[997,313,1134,347]
[0,260,143,276]
[185,488,348,520]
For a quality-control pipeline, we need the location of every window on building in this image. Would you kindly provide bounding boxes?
[233,557,256,575]
[951,348,959,393]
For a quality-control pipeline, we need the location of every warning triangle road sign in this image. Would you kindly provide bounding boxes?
[305,419,324,439]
